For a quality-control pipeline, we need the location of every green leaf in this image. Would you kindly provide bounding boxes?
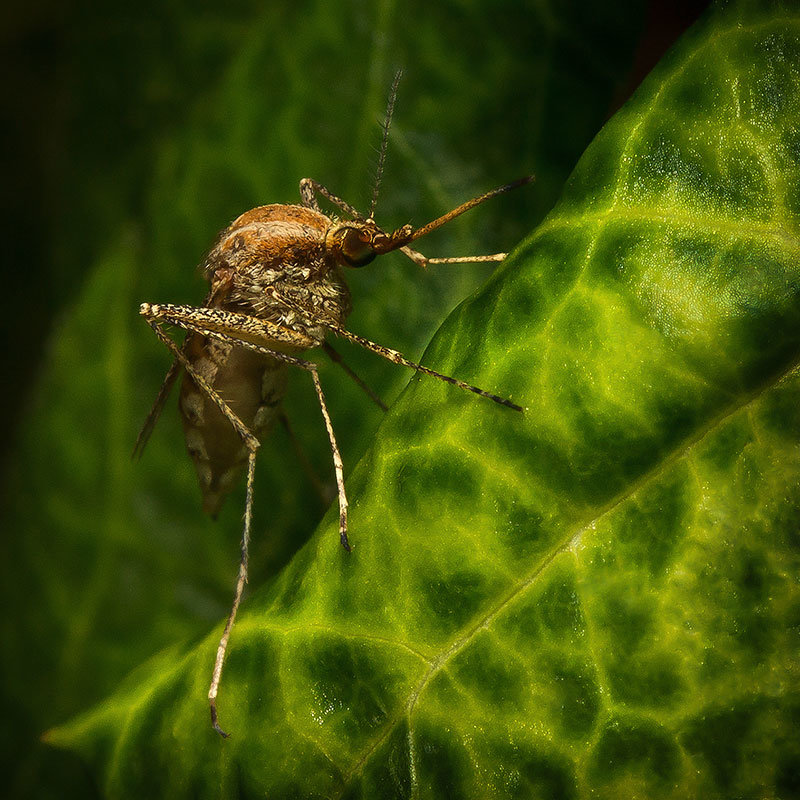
[43,0,800,797]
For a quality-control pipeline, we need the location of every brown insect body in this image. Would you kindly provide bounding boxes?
[181,204,353,516]
[138,165,532,737]
[179,337,285,517]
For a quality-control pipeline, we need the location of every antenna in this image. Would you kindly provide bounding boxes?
[369,70,403,220]
[407,176,535,243]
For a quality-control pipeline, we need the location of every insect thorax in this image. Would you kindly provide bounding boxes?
[203,204,352,346]
[180,203,354,516]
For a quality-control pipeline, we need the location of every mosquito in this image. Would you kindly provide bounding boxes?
[135,75,532,736]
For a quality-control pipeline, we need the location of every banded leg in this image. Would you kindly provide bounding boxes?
[142,316,260,449]
[140,313,260,736]
[262,287,522,413]
[209,448,256,737]
[140,303,350,551]
[140,302,351,738]
[328,323,523,411]
[400,246,508,269]
[134,290,219,460]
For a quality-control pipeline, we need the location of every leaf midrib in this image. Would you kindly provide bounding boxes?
[533,207,800,253]
[334,346,800,796]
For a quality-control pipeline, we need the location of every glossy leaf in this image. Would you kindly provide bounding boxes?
[45,0,800,797]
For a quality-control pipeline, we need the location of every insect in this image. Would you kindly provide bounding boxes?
[135,78,532,736]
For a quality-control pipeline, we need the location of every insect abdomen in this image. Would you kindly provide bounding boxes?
[180,334,287,517]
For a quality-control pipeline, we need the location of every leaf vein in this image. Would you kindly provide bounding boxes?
[336,350,800,794]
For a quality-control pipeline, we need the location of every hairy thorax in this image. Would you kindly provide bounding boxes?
[202,204,353,345]
[180,204,352,516]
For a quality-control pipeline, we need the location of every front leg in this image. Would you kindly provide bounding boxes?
[140,302,317,353]
[299,177,364,219]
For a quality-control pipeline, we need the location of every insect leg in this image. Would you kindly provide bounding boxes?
[299,178,322,212]
[139,303,351,549]
[143,318,261,448]
[140,315,262,737]
[299,178,364,220]
[323,321,523,412]
[322,342,388,411]
[133,358,182,459]
[309,367,348,551]
[141,302,316,351]
[399,246,508,269]
[278,411,335,506]
[259,288,387,411]
[208,448,256,738]
[262,285,519,411]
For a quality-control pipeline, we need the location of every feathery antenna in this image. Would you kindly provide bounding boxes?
[369,70,403,220]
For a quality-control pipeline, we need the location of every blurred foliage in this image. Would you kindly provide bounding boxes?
[1,0,752,797]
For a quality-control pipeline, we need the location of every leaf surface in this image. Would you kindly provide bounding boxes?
[47,1,800,798]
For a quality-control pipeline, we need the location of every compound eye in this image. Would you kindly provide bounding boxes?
[339,227,376,267]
